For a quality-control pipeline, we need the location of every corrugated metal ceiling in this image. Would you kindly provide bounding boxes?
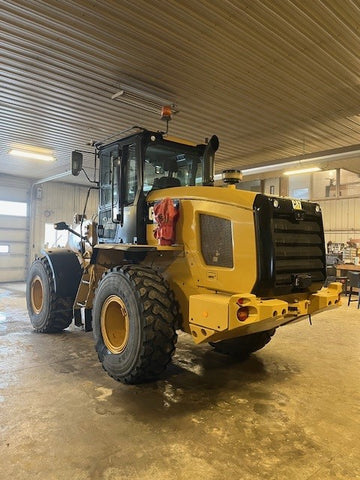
[2,0,360,184]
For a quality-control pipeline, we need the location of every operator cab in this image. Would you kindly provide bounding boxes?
[95,130,218,245]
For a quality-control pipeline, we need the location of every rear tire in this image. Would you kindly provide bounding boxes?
[26,257,73,332]
[93,265,178,384]
[210,329,276,358]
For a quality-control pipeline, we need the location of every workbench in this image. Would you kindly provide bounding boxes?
[335,264,360,276]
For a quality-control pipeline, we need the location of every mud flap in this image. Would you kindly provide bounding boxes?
[40,248,82,298]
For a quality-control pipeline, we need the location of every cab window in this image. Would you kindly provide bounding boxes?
[143,141,204,192]
[125,144,137,204]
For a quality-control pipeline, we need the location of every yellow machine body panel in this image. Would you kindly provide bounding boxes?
[187,283,341,344]
[147,185,258,291]
[143,185,342,343]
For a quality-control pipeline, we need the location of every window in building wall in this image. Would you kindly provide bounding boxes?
[0,245,10,254]
[288,173,310,199]
[238,168,359,200]
[264,178,279,195]
[237,179,261,192]
[339,169,360,196]
[0,200,27,216]
[312,170,337,198]
[44,223,68,248]
[292,187,309,199]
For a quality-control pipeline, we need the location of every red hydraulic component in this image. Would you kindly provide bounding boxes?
[153,197,179,245]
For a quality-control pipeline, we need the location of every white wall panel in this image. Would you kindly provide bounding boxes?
[0,174,98,281]
[1,243,27,255]
[264,178,279,195]
[0,229,27,242]
[0,174,31,202]
[320,197,360,244]
[0,256,26,269]
[30,181,98,261]
[0,216,28,230]
[0,174,30,282]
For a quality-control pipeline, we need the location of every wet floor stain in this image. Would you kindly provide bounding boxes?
[1,284,360,480]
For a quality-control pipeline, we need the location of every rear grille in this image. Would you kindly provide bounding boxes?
[273,217,325,286]
[200,214,233,268]
[252,195,326,296]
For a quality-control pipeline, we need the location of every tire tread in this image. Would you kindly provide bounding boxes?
[27,257,73,333]
[94,264,178,384]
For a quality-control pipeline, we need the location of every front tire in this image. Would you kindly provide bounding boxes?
[93,265,178,384]
[26,257,73,332]
[210,329,276,358]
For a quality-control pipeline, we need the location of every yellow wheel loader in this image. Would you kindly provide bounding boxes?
[26,128,341,384]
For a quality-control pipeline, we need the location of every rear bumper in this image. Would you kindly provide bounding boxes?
[188,282,342,344]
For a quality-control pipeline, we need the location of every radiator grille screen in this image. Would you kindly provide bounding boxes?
[273,217,325,286]
[200,214,233,268]
[252,195,326,296]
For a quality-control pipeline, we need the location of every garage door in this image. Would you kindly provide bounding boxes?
[0,176,30,282]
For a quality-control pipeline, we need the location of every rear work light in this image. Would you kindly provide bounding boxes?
[236,307,249,322]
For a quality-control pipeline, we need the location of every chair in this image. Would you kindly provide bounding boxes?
[347,271,360,308]
[325,264,348,294]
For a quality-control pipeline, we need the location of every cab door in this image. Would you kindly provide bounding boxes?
[112,141,141,244]
[98,137,147,245]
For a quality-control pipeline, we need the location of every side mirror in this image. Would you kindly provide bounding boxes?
[54,222,69,231]
[71,151,83,176]
[208,135,219,153]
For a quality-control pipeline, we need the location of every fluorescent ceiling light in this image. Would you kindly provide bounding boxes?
[241,159,320,176]
[214,160,310,179]
[224,144,360,178]
[283,167,321,176]
[9,149,55,162]
[112,83,178,115]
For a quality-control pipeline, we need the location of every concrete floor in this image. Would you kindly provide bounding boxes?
[0,283,359,480]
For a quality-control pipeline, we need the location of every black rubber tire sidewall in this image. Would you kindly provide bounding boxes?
[26,259,54,331]
[210,329,276,358]
[26,258,73,332]
[93,270,146,381]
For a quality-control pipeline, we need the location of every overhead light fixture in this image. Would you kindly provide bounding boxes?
[111,83,178,115]
[217,144,360,179]
[214,160,313,180]
[241,161,321,176]
[9,147,55,162]
[283,167,321,176]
